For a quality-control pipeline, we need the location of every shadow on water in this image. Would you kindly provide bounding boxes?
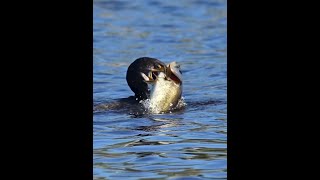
[133,116,183,132]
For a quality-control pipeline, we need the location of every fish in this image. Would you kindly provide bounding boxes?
[141,61,183,113]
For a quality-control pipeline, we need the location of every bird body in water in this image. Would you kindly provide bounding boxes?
[94,57,183,114]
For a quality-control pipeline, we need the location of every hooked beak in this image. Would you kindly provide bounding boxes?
[144,64,167,82]
[142,61,182,84]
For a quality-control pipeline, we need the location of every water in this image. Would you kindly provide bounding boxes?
[93,0,227,179]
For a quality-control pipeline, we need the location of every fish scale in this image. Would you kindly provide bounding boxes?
[149,72,182,113]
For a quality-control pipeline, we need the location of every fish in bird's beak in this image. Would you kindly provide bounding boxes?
[140,61,183,113]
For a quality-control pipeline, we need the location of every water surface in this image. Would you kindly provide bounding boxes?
[93,0,227,179]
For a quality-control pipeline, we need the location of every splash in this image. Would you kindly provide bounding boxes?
[139,98,150,111]
[139,97,187,114]
[174,97,187,109]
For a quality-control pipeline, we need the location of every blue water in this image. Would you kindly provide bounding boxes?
[93,0,227,179]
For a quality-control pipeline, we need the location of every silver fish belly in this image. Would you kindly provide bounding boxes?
[148,72,182,113]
